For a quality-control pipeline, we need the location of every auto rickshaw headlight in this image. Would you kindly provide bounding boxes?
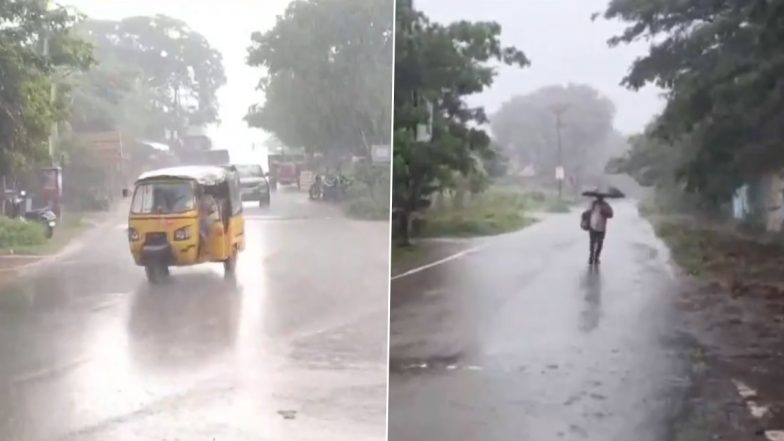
[174,226,191,241]
[128,228,140,241]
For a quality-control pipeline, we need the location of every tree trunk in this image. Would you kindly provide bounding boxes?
[454,189,465,209]
[434,190,445,210]
[396,210,411,246]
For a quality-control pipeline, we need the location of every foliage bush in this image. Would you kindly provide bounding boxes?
[342,165,390,221]
[345,196,389,221]
[544,199,571,213]
[528,190,547,202]
[0,217,46,248]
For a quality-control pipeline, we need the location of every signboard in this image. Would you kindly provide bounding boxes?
[555,166,565,181]
[79,131,124,162]
[300,170,315,192]
[371,144,391,164]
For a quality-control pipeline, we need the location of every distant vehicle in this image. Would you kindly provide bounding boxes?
[234,164,271,207]
[267,153,305,190]
[205,149,230,165]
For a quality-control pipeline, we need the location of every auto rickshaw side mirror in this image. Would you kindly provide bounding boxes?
[122,188,130,198]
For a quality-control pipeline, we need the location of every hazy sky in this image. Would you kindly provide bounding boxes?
[62,0,292,163]
[418,0,665,135]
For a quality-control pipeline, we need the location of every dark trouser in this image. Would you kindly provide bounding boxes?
[589,229,606,263]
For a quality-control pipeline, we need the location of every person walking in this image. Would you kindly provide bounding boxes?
[587,196,613,265]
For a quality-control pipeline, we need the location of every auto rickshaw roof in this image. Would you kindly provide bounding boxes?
[136,166,231,186]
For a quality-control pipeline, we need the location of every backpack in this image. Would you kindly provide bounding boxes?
[580,209,591,231]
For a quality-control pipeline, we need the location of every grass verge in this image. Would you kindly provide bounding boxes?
[539,198,573,213]
[645,208,784,298]
[0,212,88,256]
[391,244,425,274]
[341,176,390,221]
[419,189,535,237]
[343,195,389,221]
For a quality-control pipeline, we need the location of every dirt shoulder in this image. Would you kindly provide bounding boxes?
[651,215,784,438]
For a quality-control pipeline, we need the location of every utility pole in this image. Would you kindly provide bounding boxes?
[552,104,568,200]
[42,0,59,165]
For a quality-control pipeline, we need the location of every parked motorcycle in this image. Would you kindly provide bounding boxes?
[309,174,351,202]
[10,191,57,238]
[27,208,57,238]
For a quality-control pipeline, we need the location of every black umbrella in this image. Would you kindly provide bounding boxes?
[581,185,625,199]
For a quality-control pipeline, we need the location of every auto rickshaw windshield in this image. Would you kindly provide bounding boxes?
[131,181,196,214]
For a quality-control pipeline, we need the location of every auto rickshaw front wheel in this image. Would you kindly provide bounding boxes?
[145,264,168,284]
[223,248,238,277]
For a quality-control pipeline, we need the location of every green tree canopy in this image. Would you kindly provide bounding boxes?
[0,0,92,175]
[604,0,784,205]
[67,53,164,137]
[608,123,683,188]
[491,84,618,185]
[74,15,226,138]
[393,1,528,241]
[246,0,393,160]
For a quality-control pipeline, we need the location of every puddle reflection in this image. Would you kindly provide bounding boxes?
[579,266,603,332]
[127,272,243,372]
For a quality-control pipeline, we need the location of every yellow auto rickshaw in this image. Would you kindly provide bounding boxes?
[125,165,245,283]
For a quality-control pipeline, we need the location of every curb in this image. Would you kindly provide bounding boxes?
[0,236,85,276]
[0,204,126,278]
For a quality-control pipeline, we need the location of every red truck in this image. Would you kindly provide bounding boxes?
[267,153,305,190]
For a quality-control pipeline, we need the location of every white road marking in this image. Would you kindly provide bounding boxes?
[766,431,784,441]
[734,379,757,399]
[11,355,92,385]
[732,379,775,423]
[391,246,483,281]
[402,363,428,370]
[116,223,127,230]
[750,402,770,419]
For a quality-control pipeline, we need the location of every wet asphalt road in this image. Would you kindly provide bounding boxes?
[0,189,389,441]
[389,201,688,441]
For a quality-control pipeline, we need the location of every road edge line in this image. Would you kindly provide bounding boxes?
[731,378,784,437]
[390,245,482,281]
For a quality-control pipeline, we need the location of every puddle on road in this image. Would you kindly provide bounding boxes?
[389,353,464,375]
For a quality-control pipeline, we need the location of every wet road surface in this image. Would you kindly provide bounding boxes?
[0,189,389,441]
[389,201,690,441]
